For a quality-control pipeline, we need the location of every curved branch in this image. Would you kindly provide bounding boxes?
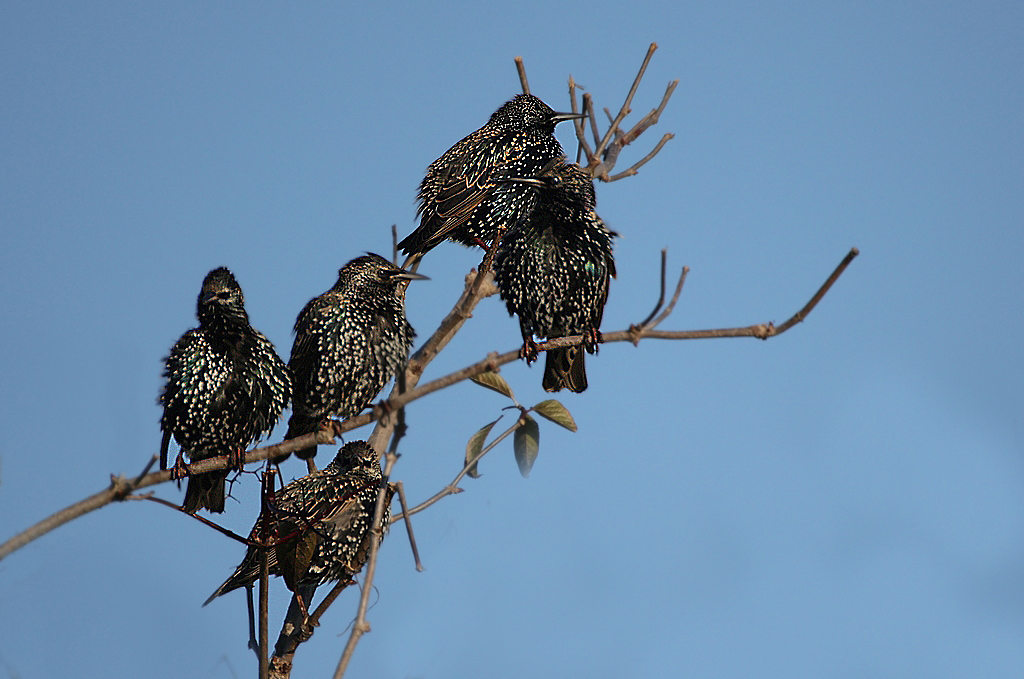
[0,249,857,564]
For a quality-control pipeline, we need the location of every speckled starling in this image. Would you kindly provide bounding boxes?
[160,267,292,513]
[284,254,422,460]
[398,93,584,257]
[493,159,616,393]
[204,440,394,605]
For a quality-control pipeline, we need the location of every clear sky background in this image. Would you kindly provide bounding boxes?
[2,2,1022,678]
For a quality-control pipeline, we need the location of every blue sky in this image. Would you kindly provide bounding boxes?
[1,2,1022,677]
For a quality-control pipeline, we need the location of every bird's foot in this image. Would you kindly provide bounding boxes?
[229,447,246,472]
[170,453,190,481]
[520,338,539,364]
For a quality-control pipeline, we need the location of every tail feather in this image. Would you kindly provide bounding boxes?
[283,413,319,462]
[542,346,588,393]
[183,469,227,514]
[203,546,277,606]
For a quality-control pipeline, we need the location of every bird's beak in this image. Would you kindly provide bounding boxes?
[551,111,586,123]
[394,271,430,281]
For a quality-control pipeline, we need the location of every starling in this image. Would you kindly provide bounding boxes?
[160,267,292,513]
[398,93,584,257]
[493,159,616,393]
[284,254,422,460]
[204,440,394,606]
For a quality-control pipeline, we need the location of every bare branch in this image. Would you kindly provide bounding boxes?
[606,132,675,181]
[594,42,658,160]
[515,56,530,94]
[637,249,668,327]
[568,44,676,182]
[585,94,600,148]
[0,430,333,562]
[619,79,678,145]
[140,495,252,544]
[391,224,398,267]
[647,265,689,331]
[0,249,857,565]
[568,77,593,164]
[393,481,423,571]
[773,247,859,334]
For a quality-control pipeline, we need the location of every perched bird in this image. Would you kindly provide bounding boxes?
[493,159,616,393]
[204,440,394,607]
[284,254,422,460]
[398,93,584,257]
[160,267,291,513]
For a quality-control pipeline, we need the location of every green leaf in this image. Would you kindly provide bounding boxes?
[531,399,578,432]
[513,414,540,478]
[465,419,499,478]
[469,370,515,400]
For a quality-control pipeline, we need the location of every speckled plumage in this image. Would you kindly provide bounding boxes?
[160,267,291,513]
[285,254,418,460]
[493,159,616,393]
[204,440,394,605]
[399,93,583,256]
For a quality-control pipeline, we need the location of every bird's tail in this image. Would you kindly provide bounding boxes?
[542,346,588,393]
[283,413,319,462]
[203,548,262,606]
[183,469,227,514]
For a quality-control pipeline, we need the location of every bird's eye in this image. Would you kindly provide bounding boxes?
[217,291,231,300]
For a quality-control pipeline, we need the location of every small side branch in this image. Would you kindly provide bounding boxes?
[393,481,422,571]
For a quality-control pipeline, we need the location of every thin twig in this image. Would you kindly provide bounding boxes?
[140,496,252,544]
[515,56,530,94]
[393,481,422,570]
[638,249,668,327]
[594,43,657,161]
[391,224,398,267]
[309,580,348,626]
[569,45,675,181]
[391,417,524,520]
[772,247,859,334]
[606,132,675,182]
[568,77,593,164]
[648,266,689,330]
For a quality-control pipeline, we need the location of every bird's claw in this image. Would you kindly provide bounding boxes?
[520,338,539,364]
[170,453,190,481]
